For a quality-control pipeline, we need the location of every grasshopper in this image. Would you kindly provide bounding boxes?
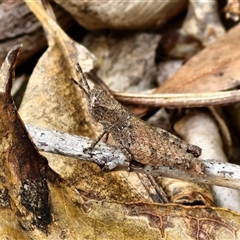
[72,63,202,172]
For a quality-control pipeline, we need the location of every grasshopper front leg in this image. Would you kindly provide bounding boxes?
[85,130,108,152]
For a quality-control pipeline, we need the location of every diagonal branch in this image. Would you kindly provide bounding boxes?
[26,124,240,191]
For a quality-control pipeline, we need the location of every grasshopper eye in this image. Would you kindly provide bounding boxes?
[91,96,99,107]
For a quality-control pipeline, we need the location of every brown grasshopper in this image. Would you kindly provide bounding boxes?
[72,63,202,172]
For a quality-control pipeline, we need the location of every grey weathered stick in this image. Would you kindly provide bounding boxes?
[26,124,240,191]
[26,124,128,171]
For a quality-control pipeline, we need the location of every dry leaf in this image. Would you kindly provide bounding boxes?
[54,0,187,30]
[156,177,214,206]
[21,1,96,135]
[0,45,51,233]
[156,23,240,94]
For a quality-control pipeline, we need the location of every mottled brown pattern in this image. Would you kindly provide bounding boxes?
[74,63,204,175]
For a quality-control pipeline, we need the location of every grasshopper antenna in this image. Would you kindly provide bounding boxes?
[70,76,89,97]
[70,63,91,97]
[77,63,91,92]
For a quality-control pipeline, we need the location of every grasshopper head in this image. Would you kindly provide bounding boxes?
[88,89,120,127]
[72,63,120,127]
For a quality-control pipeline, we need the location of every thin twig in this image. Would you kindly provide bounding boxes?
[113,89,240,108]
[85,71,240,108]
[26,124,240,191]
